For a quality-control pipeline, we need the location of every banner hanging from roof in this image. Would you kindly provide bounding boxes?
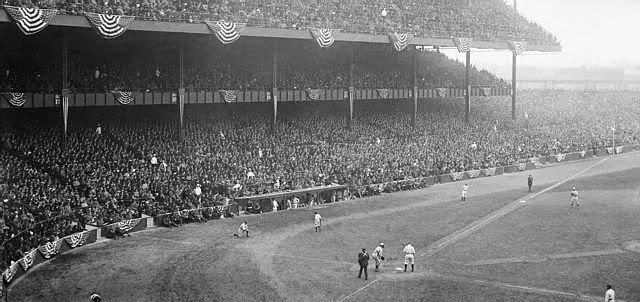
[507,41,528,55]
[309,28,335,48]
[205,21,246,44]
[3,6,57,35]
[388,33,412,51]
[2,93,27,107]
[113,91,134,105]
[306,89,320,100]
[452,37,472,53]
[85,13,134,39]
[219,90,238,103]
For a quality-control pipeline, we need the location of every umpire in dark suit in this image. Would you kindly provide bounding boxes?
[358,248,370,280]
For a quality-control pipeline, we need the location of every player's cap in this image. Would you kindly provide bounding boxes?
[380,243,384,247]
[572,187,575,190]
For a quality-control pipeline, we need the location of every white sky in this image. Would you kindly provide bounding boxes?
[442,0,640,70]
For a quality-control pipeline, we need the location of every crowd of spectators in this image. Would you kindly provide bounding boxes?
[1,0,558,45]
[2,88,639,272]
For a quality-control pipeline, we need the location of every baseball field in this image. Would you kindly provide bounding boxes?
[8,152,640,301]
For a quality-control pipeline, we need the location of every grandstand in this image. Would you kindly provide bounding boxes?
[3,1,638,301]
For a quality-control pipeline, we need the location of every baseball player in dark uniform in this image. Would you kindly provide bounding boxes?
[357,248,370,280]
[527,174,533,192]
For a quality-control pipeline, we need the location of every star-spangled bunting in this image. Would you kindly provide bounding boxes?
[2,93,27,107]
[482,167,496,176]
[3,6,57,35]
[452,37,472,53]
[579,150,587,157]
[3,262,19,282]
[65,231,89,248]
[555,153,566,162]
[466,170,481,178]
[615,146,623,154]
[376,89,391,99]
[606,147,614,154]
[306,89,320,100]
[480,87,492,96]
[436,88,448,98]
[507,41,528,55]
[19,249,37,271]
[116,219,136,232]
[219,90,238,103]
[388,33,412,51]
[517,163,527,171]
[450,171,464,181]
[309,28,335,48]
[84,13,134,39]
[205,21,246,44]
[38,239,62,259]
[113,91,134,105]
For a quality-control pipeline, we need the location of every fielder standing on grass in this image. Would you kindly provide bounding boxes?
[314,212,322,232]
[528,174,533,192]
[372,243,385,272]
[570,187,579,207]
[235,221,249,237]
[461,184,469,201]
[605,284,615,301]
[403,242,415,272]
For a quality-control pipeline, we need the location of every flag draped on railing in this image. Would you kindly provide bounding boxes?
[450,171,464,181]
[305,88,320,100]
[466,170,481,178]
[38,239,62,259]
[606,147,614,154]
[388,33,412,51]
[615,146,623,154]
[205,21,246,44]
[516,163,527,171]
[507,41,528,55]
[113,91,134,105]
[579,150,587,158]
[555,153,566,162]
[452,37,472,53]
[116,220,136,232]
[3,262,19,282]
[18,249,37,271]
[84,13,134,39]
[3,6,57,35]
[2,93,27,107]
[480,87,492,96]
[219,90,238,103]
[482,167,496,176]
[436,88,448,98]
[65,231,90,248]
[309,28,335,48]
[376,89,391,99]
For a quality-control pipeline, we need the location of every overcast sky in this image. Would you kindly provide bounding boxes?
[442,0,640,70]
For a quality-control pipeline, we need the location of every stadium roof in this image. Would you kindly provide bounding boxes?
[0,11,561,53]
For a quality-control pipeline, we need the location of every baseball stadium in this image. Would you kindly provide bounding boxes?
[0,0,638,301]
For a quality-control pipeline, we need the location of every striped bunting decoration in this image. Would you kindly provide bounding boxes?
[436,88,448,98]
[116,219,136,232]
[205,21,246,44]
[219,90,238,103]
[2,93,27,106]
[4,6,57,35]
[65,231,89,248]
[113,91,134,105]
[309,28,335,48]
[306,88,320,100]
[507,41,528,55]
[606,147,614,154]
[579,150,587,158]
[38,239,62,259]
[84,13,134,39]
[3,262,19,282]
[466,170,481,178]
[450,171,464,181]
[517,163,527,171]
[19,249,38,271]
[376,89,391,99]
[615,146,623,154]
[555,153,566,162]
[388,33,412,51]
[482,167,496,176]
[480,87,492,96]
[452,37,472,53]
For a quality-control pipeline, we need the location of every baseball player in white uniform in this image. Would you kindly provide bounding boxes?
[605,284,615,302]
[461,184,469,201]
[372,243,385,272]
[235,221,249,237]
[570,187,579,207]
[272,199,279,212]
[314,212,322,232]
[403,243,415,272]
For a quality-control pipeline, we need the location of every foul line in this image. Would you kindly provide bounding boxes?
[420,157,610,258]
[338,278,380,302]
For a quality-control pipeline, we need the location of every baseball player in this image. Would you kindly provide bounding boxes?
[372,243,385,272]
[90,293,102,302]
[314,212,322,232]
[235,221,249,237]
[272,199,279,212]
[357,248,369,280]
[570,187,579,207]
[461,184,469,201]
[605,284,615,302]
[527,174,533,192]
[403,243,415,272]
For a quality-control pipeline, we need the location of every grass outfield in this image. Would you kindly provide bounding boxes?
[8,153,640,301]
